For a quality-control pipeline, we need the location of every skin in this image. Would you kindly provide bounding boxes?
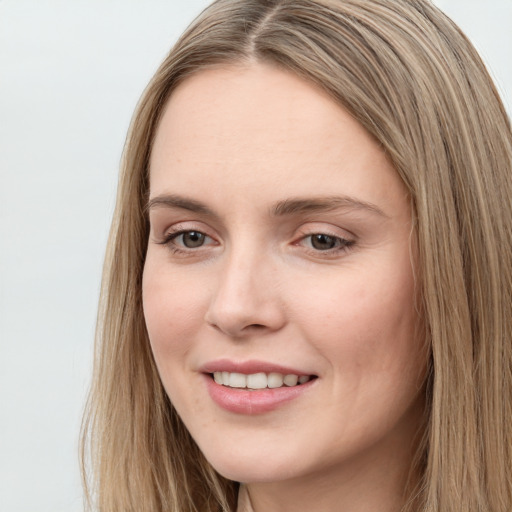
[143,62,428,512]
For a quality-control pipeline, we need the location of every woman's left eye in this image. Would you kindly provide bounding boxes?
[299,233,354,253]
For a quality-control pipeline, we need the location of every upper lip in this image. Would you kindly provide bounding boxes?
[200,359,315,376]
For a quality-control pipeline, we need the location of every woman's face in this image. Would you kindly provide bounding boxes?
[143,63,427,485]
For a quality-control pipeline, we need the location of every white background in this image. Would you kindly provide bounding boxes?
[0,1,510,511]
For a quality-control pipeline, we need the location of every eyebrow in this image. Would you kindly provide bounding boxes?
[146,194,216,216]
[271,196,388,218]
[146,194,388,218]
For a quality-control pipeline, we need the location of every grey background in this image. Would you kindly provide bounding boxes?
[0,1,510,511]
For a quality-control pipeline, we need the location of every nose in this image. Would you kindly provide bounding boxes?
[204,249,286,338]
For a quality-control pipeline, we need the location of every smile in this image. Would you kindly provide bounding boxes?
[203,371,317,415]
[212,371,312,389]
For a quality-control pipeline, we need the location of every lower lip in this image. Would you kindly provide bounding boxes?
[204,374,316,414]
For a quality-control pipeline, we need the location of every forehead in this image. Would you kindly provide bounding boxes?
[149,63,406,212]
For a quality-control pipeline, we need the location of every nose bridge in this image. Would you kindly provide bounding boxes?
[205,238,284,337]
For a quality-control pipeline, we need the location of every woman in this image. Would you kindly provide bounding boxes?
[81,1,512,511]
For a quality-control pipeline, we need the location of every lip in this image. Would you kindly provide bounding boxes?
[200,359,317,415]
[200,359,313,376]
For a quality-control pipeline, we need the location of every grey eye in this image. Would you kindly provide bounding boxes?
[180,231,206,248]
[310,234,339,251]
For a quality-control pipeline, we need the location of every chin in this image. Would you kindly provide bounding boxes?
[200,443,305,484]
[212,461,299,484]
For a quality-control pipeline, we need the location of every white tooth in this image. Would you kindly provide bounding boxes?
[247,372,267,389]
[213,372,223,384]
[298,375,310,384]
[222,371,230,385]
[284,374,298,386]
[229,372,247,388]
[267,373,284,388]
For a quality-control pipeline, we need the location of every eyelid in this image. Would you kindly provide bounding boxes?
[293,222,356,241]
[157,221,216,239]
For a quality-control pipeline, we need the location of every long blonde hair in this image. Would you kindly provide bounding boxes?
[81,1,512,510]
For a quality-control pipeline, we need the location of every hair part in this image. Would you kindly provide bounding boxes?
[81,1,512,510]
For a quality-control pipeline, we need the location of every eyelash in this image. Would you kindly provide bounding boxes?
[157,229,355,257]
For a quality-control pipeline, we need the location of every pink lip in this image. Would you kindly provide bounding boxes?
[200,359,317,415]
[200,359,312,376]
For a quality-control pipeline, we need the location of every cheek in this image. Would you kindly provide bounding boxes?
[293,260,422,378]
[142,262,211,418]
[142,260,208,361]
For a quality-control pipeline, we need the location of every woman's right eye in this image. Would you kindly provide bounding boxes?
[157,229,216,252]
[172,231,208,248]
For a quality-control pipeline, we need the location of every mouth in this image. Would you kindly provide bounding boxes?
[210,371,316,390]
[201,360,318,413]
[203,367,317,414]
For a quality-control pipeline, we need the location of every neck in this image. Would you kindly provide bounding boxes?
[237,465,418,512]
